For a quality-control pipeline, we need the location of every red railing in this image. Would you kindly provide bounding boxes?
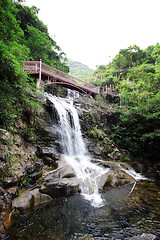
[22,60,99,94]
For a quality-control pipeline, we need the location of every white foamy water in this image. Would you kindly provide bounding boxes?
[123,168,147,181]
[45,92,107,207]
[44,92,146,207]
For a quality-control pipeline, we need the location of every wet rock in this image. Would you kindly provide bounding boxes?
[44,170,60,181]
[40,177,81,198]
[129,233,158,240]
[29,170,42,184]
[0,195,13,232]
[58,165,76,178]
[83,138,101,157]
[43,126,57,140]
[72,237,96,240]
[98,169,134,192]
[0,220,6,239]
[43,163,77,182]
[12,192,34,216]
[29,188,52,208]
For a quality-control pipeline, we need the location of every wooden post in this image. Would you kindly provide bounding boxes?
[39,59,42,81]
[36,59,42,89]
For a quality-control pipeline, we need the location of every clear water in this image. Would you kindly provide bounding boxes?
[6,183,160,240]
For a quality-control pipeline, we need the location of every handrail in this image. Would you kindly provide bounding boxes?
[22,60,99,94]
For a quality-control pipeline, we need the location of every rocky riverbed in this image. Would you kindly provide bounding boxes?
[0,93,160,239]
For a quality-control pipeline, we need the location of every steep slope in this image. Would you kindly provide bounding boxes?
[68,59,94,81]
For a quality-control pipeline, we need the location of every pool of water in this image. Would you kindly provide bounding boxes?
[6,182,160,240]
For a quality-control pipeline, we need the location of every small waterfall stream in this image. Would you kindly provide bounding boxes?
[45,92,107,207]
[45,92,145,207]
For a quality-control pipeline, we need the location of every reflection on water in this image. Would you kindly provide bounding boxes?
[6,182,160,240]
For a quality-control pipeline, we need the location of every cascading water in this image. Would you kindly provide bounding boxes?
[67,88,79,99]
[45,92,107,207]
[44,91,146,207]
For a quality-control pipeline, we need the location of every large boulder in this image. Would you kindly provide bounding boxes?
[12,192,34,216]
[12,188,53,218]
[40,177,81,198]
[29,188,52,208]
[98,169,135,192]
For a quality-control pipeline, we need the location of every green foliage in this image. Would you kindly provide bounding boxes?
[83,112,96,124]
[14,2,69,73]
[0,0,69,131]
[90,126,105,139]
[92,44,160,161]
[6,149,14,166]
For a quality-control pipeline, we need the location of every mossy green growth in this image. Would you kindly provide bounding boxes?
[90,126,105,140]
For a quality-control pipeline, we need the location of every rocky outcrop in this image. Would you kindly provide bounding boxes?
[74,97,131,162]
[40,159,81,198]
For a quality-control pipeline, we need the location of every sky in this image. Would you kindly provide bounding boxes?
[25,0,160,69]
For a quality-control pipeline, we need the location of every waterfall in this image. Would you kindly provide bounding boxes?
[67,89,79,99]
[44,92,146,207]
[45,92,107,207]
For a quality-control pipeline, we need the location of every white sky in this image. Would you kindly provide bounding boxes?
[25,0,160,69]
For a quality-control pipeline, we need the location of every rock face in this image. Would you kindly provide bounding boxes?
[36,146,59,168]
[75,98,130,162]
